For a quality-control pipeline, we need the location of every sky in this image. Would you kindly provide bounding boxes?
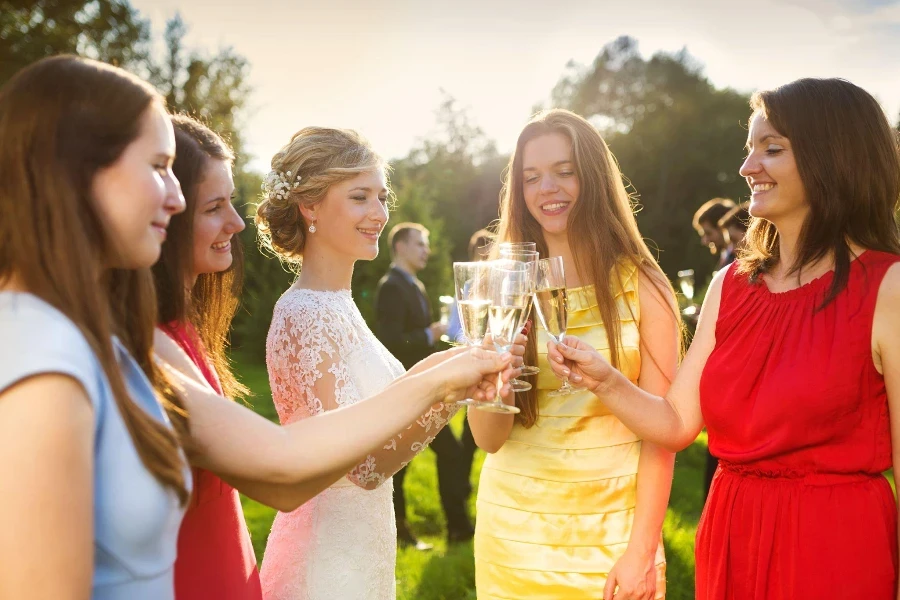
[131,0,900,173]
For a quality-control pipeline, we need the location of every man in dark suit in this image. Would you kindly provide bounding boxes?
[375,222,474,549]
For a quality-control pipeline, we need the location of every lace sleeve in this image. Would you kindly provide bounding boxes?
[266,291,460,491]
[265,294,364,425]
[346,391,460,490]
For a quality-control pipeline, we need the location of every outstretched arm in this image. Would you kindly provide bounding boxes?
[155,330,514,511]
[547,268,727,452]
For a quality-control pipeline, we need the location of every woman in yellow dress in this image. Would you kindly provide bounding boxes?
[469,109,680,600]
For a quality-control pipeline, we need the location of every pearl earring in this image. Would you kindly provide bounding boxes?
[308,222,317,233]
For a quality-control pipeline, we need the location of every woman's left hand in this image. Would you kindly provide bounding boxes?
[604,547,657,600]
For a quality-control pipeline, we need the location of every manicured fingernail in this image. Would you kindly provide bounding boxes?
[556,355,565,363]
[563,369,570,376]
[572,374,583,382]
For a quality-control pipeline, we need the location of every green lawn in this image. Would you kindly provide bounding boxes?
[236,359,703,599]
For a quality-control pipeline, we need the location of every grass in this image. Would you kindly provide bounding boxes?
[235,359,703,599]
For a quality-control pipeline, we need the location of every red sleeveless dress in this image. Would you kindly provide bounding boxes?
[697,250,900,599]
[162,322,263,600]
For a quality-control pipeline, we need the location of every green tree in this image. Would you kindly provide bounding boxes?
[547,36,751,285]
[150,13,251,171]
[0,0,152,84]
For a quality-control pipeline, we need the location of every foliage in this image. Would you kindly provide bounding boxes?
[547,35,751,285]
[148,14,251,171]
[0,0,152,84]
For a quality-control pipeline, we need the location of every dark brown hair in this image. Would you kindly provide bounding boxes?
[693,198,735,234]
[739,78,900,305]
[0,56,189,502]
[152,114,248,399]
[497,108,680,427]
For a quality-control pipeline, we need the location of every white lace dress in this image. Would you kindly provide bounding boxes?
[259,288,456,600]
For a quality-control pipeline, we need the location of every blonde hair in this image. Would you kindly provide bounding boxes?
[256,127,387,269]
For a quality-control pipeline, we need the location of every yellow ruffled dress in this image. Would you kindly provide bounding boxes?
[474,263,666,599]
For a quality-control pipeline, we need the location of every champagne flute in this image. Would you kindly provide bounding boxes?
[499,241,536,253]
[475,263,529,414]
[498,248,540,383]
[452,261,494,407]
[533,256,574,396]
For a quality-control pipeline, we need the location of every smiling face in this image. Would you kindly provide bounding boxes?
[303,169,389,263]
[91,102,185,269]
[191,158,246,278]
[521,132,580,238]
[740,113,808,226]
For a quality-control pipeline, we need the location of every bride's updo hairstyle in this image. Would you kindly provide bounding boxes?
[256,127,386,269]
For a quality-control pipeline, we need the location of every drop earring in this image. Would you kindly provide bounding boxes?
[309,221,317,233]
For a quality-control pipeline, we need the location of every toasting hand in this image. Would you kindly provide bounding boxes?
[546,335,618,394]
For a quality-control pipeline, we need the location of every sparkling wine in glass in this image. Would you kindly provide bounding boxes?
[534,257,575,396]
[475,264,530,414]
[498,248,540,384]
[452,261,495,407]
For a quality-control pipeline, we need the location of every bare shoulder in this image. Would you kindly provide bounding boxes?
[874,263,900,327]
[877,262,900,299]
[702,265,731,310]
[872,263,900,374]
[637,267,677,315]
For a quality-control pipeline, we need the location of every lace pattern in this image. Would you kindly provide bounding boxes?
[260,288,457,599]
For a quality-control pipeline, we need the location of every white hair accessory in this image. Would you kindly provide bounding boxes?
[261,169,301,201]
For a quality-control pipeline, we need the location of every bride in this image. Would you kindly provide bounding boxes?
[255,127,515,599]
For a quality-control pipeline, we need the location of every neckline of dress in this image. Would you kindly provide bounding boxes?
[288,286,352,297]
[756,250,868,301]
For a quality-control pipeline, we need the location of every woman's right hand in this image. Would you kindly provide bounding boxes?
[425,347,514,404]
[547,335,617,394]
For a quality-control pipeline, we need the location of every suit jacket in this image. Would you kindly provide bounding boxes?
[374,267,434,370]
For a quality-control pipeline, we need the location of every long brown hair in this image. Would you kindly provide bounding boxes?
[0,56,189,503]
[739,78,900,305]
[152,114,248,399]
[496,109,680,427]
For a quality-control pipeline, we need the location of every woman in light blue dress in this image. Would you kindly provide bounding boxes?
[0,56,192,599]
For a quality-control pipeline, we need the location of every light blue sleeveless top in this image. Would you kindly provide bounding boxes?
[0,293,189,599]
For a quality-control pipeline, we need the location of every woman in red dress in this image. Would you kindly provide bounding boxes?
[545,77,900,599]
[154,115,261,599]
